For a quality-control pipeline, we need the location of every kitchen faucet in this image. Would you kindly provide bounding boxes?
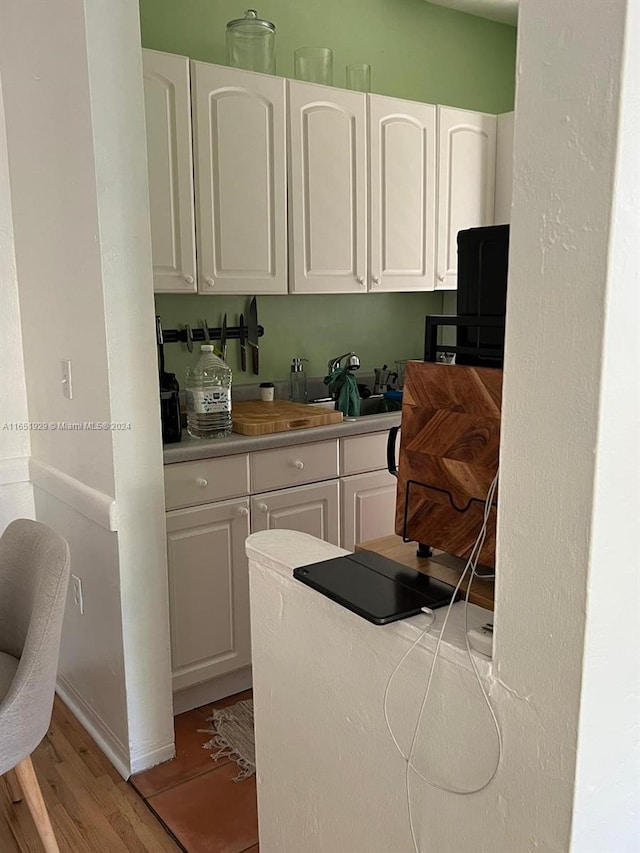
[327,352,361,376]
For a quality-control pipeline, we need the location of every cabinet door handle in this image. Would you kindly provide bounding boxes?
[205,277,215,288]
[293,460,304,470]
[258,503,268,513]
[183,274,194,285]
[196,477,208,488]
[356,276,365,286]
[372,276,381,286]
[437,273,446,283]
[238,506,249,517]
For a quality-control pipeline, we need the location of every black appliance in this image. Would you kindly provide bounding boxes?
[157,316,182,444]
[423,224,509,366]
[456,224,509,366]
[160,373,182,444]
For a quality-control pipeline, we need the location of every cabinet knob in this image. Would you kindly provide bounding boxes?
[372,276,381,285]
[356,276,365,286]
[205,277,215,288]
[437,273,446,283]
[238,506,249,517]
[183,274,194,285]
[196,477,208,488]
[258,503,268,513]
[293,460,304,470]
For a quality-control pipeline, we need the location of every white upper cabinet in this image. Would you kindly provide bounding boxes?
[191,63,287,294]
[436,107,497,290]
[142,49,197,293]
[494,111,515,225]
[288,81,367,294]
[369,95,437,292]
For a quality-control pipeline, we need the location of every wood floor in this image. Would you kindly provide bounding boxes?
[0,698,181,853]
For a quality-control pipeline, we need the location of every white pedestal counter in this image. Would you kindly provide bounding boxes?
[245,530,556,853]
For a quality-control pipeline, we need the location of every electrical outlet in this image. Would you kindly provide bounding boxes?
[71,574,84,615]
[61,359,73,399]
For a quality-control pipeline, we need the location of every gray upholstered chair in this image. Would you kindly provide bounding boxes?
[0,519,70,853]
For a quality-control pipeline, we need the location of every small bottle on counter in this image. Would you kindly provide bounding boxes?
[259,382,275,402]
[289,357,308,403]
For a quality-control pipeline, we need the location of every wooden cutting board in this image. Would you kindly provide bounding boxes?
[396,361,502,567]
[232,400,343,435]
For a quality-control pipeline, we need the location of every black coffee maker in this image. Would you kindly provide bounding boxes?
[157,317,182,444]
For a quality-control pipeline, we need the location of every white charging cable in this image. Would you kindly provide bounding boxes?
[383,471,501,853]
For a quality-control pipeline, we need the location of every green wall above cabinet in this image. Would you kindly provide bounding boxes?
[139,0,516,112]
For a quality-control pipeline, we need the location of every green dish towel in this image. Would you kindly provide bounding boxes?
[324,368,360,417]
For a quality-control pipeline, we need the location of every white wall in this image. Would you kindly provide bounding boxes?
[0,74,34,530]
[246,0,640,850]
[0,0,173,777]
[570,1,640,848]
[83,0,174,773]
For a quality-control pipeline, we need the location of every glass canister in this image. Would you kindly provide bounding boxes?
[226,10,276,75]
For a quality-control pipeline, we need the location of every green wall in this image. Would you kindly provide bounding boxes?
[155,292,438,387]
[139,0,516,112]
[142,0,516,386]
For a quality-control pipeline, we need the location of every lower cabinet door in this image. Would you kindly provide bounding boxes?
[251,481,340,546]
[166,498,251,691]
[340,471,398,551]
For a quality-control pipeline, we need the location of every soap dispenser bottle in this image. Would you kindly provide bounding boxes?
[289,357,309,403]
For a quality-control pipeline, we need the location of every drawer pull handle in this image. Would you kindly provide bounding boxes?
[258,503,268,513]
[294,460,304,470]
[196,477,208,488]
[238,506,249,517]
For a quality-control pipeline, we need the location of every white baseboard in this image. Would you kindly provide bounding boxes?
[56,674,131,780]
[172,667,252,716]
[129,741,176,776]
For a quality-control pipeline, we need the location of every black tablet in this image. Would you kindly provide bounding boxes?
[293,550,457,625]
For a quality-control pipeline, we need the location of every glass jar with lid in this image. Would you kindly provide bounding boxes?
[226,9,276,75]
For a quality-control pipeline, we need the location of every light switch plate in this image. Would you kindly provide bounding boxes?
[61,359,73,399]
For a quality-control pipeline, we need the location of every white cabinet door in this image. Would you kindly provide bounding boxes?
[142,49,197,293]
[192,63,287,294]
[340,470,397,551]
[436,107,497,291]
[166,498,251,691]
[494,111,514,225]
[369,95,437,292]
[251,481,340,546]
[288,81,367,293]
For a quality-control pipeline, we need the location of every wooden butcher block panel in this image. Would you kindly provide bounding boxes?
[396,361,502,567]
[232,400,343,435]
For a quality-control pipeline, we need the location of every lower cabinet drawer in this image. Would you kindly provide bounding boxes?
[340,431,396,476]
[250,440,339,493]
[164,454,249,510]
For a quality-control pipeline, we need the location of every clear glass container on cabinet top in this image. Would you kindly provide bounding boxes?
[226,9,276,75]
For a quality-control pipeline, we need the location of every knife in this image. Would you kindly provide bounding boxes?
[247,297,259,375]
[239,313,247,372]
[220,313,227,362]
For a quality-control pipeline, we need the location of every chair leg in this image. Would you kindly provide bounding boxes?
[4,768,23,803]
[13,756,60,853]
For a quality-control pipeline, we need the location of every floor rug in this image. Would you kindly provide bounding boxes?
[201,699,255,781]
